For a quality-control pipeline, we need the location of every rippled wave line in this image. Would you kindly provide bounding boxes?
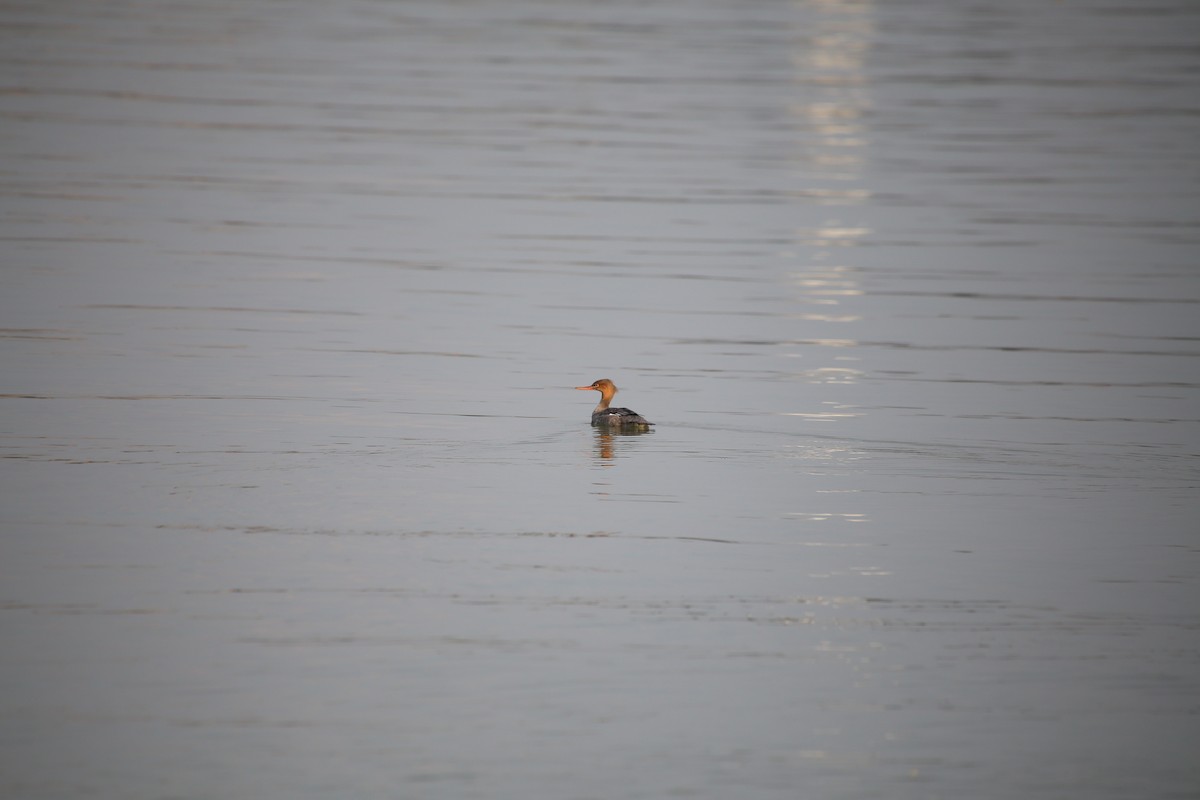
[868,290,1199,304]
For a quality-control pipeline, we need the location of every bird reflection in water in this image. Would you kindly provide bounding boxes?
[590,425,652,464]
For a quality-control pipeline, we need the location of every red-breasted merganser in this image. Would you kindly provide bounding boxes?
[574,378,653,428]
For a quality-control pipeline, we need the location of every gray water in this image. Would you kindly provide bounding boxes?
[2,1,1198,798]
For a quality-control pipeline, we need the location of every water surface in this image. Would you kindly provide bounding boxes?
[2,1,1198,798]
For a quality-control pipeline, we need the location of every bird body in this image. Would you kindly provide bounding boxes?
[574,378,653,428]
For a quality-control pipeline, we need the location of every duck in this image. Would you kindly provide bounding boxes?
[574,378,653,428]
